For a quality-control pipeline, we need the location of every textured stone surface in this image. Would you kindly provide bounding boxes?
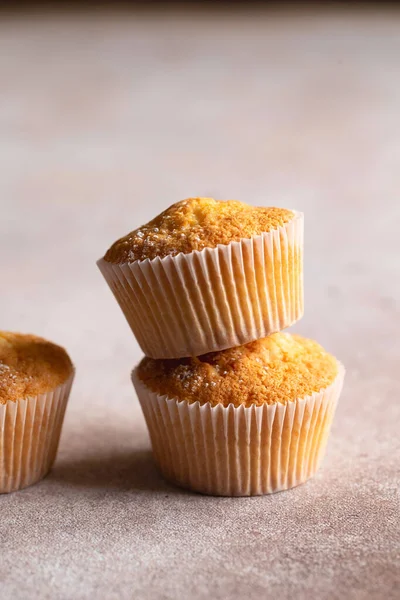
[0,6,399,600]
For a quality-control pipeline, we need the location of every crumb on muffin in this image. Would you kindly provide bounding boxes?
[0,332,73,404]
[137,333,338,408]
[104,197,295,263]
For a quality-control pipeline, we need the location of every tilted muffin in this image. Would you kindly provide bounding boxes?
[0,332,74,493]
[133,332,344,496]
[98,197,303,358]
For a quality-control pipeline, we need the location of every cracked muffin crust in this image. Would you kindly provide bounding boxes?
[104,197,294,263]
[137,332,338,408]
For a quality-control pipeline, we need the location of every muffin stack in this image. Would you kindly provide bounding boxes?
[98,197,344,496]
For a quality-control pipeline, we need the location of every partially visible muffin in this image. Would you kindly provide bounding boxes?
[104,198,295,263]
[133,333,344,496]
[0,332,74,494]
[98,197,304,358]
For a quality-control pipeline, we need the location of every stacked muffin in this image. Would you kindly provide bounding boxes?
[98,197,344,496]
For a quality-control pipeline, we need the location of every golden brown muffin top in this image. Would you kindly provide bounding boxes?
[137,333,338,408]
[0,332,73,404]
[104,197,294,263]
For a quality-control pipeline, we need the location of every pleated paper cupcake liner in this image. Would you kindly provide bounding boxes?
[132,364,344,496]
[0,371,74,494]
[98,211,304,359]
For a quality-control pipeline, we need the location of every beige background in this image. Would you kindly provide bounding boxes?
[0,5,399,599]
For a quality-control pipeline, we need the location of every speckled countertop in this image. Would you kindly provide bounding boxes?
[0,6,399,599]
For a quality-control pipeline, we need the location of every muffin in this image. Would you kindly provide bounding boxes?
[0,332,74,493]
[133,332,344,496]
[98,197,304,358]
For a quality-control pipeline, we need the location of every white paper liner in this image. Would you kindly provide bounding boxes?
[0,371,74,494]
[132,364,344,496]
[98,212,304,359]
